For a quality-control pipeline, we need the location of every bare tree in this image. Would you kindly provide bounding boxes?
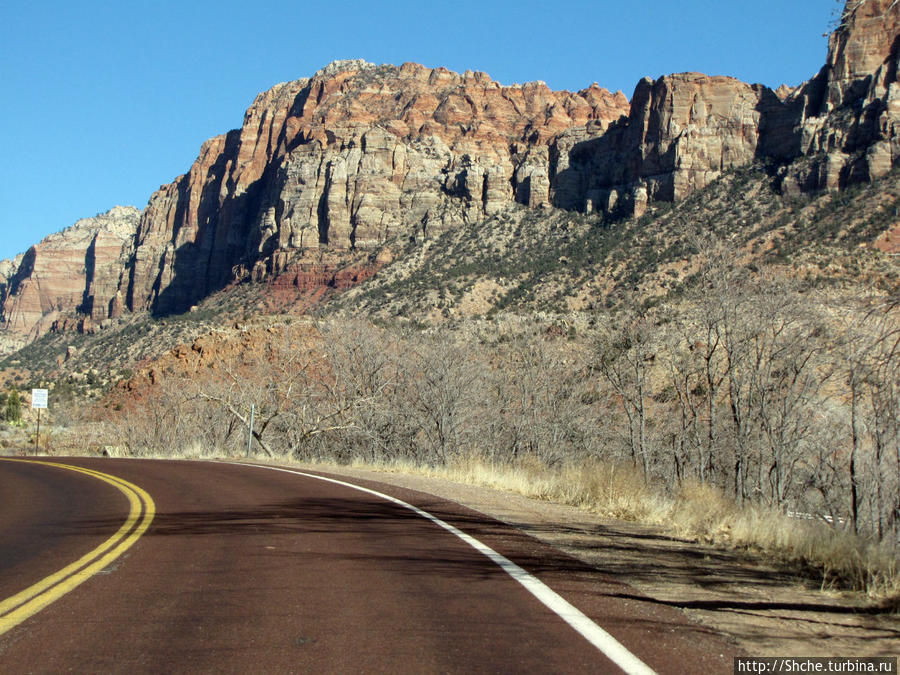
[318,319,413,462]
[746,288,827,506]
[493,333,595,466]
[406,333,481,463]
[193,323,358,459]
[594,307,657,477]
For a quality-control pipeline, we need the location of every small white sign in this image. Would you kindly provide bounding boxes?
[31,389,48,409]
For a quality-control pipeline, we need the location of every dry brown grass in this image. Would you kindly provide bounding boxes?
[335,453,900,602]
[130,436,900,603]
[655,482,897,601]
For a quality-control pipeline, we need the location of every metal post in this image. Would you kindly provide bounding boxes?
[35,408,41,455]
[247,404,255,457]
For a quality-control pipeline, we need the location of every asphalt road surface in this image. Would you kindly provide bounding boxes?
[0,457,736,673]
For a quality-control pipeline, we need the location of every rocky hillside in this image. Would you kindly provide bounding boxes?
[0,206,140,351]
[0,0,898,352]
[7,156,898,400]
[325,162,900,322]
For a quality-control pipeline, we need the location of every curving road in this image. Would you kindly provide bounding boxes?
[0,458,735,673]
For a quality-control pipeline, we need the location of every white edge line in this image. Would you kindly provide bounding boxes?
[238,462,656,675]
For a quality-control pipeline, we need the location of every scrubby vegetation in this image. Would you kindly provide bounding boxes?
[2,389,21,423]
[88,250,900,600]
[8,161,900,605]
[305,165,900,359]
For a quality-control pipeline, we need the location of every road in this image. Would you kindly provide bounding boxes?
[0,458,735,673]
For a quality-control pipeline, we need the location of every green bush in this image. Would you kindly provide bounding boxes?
[4,390,21,423]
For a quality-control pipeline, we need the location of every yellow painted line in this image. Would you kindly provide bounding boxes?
[0,459,155,636]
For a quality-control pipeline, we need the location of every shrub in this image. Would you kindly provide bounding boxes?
[4,389,21,423]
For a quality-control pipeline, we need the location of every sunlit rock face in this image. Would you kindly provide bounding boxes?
[778,0,900,192]
[2,0,899,337]
[122,60,632,315]
[0,206,140,344]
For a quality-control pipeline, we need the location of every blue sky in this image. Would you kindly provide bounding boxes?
[0,1,835,262]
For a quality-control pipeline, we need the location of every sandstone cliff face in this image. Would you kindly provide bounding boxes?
[1,0,898,347]
[0,206,140,347]
[826,0,900,108]
[116,57,807,315]
[560,0,900,211]
[778,0,900,191]
[125,60,630,315]
[552,73,782,217]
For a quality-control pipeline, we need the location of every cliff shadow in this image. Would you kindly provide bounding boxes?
[150,130,277,318]
[551,116,683,217]
[550,119,630,216]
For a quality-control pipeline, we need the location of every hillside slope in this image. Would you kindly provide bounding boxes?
[0,0,897,350]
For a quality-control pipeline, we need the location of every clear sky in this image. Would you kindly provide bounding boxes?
[0,0,836,262]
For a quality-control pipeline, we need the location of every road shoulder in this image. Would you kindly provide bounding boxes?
[286,461,898,658]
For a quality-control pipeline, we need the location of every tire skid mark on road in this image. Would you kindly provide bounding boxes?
[240,462,656,675]
[0,460,155,636]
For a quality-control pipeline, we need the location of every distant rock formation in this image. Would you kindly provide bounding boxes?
[0,206,140,346]
[557,0,900,212]
[776,0,900,191]
[123,61,630,316]
[553,72,783,217]
[1,0,898,347]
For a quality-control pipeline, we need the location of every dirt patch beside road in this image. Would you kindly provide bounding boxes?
[295,462,899,658]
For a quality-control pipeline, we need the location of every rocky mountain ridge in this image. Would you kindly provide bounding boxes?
[0,206,140,351]
[0,0,897,352]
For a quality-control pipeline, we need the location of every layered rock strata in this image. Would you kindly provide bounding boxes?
[777,0,900,191]
[560,0,900,213]
[125,61,630,315]
[0,0,897,343]
[0,206,140,342]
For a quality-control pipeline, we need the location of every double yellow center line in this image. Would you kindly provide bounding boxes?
[0,460,155,636]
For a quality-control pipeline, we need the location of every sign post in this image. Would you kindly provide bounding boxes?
[31,388,48,454]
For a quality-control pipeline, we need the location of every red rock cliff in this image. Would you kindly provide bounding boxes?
[0,206,139,348]
[1,0,898,345]
[124,60,630,315]
[778,0,900,191]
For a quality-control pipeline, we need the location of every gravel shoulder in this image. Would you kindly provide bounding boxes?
[292,462,899,658]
